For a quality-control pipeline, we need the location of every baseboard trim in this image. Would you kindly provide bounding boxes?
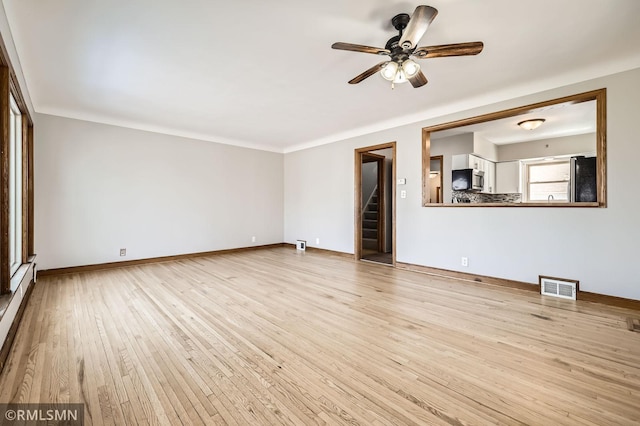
[285,243,355,259]
[396,262,537,292]
[38,243,287,277]
[396,262,640,310]
[578,291,640,311]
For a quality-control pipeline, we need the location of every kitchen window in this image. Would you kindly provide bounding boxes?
[523,159,570,202]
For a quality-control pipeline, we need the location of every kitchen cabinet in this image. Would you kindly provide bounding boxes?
[452,154,469,170]
[453,154,479,170]
[452,154,495,193]
[484,160,496,193]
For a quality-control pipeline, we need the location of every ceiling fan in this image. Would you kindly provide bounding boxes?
[332,5,484,89]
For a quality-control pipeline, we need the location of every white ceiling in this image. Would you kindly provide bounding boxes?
[3,0,640,153]
[432,100,596,145]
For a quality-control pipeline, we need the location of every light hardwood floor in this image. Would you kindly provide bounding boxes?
[1,247,639,425]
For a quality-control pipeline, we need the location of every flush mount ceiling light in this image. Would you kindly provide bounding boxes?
[518,118,546,130]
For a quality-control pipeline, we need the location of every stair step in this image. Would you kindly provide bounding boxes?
[362,238,378,250]
[364,211,377,220]
[362,219,377,229]
[363,229,378,239]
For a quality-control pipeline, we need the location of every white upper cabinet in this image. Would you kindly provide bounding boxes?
[451,154,496,193]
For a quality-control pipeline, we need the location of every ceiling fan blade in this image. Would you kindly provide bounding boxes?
[399,6,438,50]
[409,70,428,88]
[413,42,484,59]
[332,42,390,56]
[348,62,387,84]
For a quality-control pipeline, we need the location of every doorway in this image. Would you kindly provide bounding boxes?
[429,155,444,203]
[355,142,396,265]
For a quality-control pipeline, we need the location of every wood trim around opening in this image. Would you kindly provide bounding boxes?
[421,129,431,206]
[0,66,9,294]
[362,153,385,253]
[21,112,28,263]
[429,155,444,204]
[27,125,33,256]
[354,142,396,265]
[354,151,363,260]
[422,88,607,208]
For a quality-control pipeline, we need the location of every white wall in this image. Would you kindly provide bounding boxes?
[0,3,33,115]
[498,132,596,161]
[361,162,377,206]
[35,114,284,270]
[473,133,498,161]
[496,161,520,193]
[284,67,640,300]
[430,133,474,203]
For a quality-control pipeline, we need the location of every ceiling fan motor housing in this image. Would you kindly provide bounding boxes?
[385,35,411,64]
[391,13,410,32]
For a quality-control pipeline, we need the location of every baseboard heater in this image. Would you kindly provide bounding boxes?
[539,275,578,300]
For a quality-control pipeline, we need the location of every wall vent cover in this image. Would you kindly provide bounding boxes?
[539,276,578,300]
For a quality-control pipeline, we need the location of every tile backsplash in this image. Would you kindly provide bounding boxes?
[452,191,522,203]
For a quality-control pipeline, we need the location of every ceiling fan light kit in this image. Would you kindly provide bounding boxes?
[380,59,421,89]
[332,5,484,89]
[380,61,399,80]
[402,60,421,78]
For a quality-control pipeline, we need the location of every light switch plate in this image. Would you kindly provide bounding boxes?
[400,190,407,199]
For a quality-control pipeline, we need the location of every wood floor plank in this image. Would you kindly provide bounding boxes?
[1,247,639,425]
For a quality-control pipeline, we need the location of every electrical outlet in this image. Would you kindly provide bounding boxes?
[316,238,320,245]
[120,248,126,257]
[251,236,256,243]
[461,257,468,267]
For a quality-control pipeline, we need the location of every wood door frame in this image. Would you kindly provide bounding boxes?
[354,142,396,265]
[362,153,385,252]
[430,155,444,204]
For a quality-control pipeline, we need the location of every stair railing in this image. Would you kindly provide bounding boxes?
[362,185,378,215]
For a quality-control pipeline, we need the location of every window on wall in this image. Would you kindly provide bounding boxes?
[0,57,35,295]
[524,160,570,202]
[9,93,22,275]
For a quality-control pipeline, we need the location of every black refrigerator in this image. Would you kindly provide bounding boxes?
[570,156,597,202]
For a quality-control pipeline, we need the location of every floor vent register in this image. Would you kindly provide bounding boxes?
[627,318,640,333]
[539,276,578,300]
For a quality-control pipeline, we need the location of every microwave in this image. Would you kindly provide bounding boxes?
[452,169,484,191]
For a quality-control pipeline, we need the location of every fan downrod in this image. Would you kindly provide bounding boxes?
[386,13,411,52]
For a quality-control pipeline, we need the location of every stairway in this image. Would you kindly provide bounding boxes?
[362,189,379,250]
